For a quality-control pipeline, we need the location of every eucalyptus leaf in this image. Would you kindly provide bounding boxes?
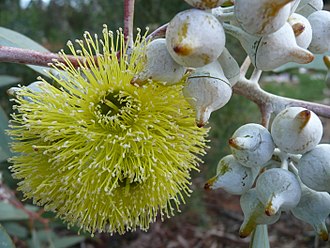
[275,52,330,72]
[0,106,11,163]
[2,222,28,239]
[0,201,29,221]
[53,236,85,248]
[0,27,54,77]
[0,224,15,248]
[0,75,21,88]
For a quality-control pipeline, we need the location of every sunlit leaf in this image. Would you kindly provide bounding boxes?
[0,27,54,77]
[0,224,15,248]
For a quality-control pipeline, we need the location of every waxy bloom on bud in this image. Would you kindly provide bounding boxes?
[8,26,208,235]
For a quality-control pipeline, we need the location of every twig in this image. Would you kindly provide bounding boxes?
[124,0,135,47]
[0,45,84,68]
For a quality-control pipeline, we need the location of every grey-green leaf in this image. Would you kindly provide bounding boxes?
[0,27,53,77]
[0,106,12,163]
[0,75,21,88]
[0,224,15,248]
[0,202,29,221]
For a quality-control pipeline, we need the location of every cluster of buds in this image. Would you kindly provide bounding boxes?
[206,107,330,241]
[133,0,330,128]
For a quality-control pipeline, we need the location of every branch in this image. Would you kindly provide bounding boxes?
[124,0,135,47]
[0,45,85,68]
[233,77,330,124]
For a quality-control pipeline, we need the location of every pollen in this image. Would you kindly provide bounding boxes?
[8,26,209,235]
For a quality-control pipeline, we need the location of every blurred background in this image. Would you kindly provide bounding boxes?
[0,0,330,247]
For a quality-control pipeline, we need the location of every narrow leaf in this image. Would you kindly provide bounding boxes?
[0,106,11,163]
[0,224,15,248]
[0,75,21,88]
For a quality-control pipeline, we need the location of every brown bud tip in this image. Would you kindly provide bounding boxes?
[228,138,241,150]
[296,109,311,130]
[173,44,192,56]
[292,23,305,37]
[196,121,205,128]
[324,56,330,69]
[319,230,329,241]
[204,177,216,191]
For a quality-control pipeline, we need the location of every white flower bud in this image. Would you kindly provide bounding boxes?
[296,0,324,17]
[131,38,185,86]
[256,168,302,216]
[184,0,229,9]
[288,13,312,49]
[271,107,323,154]
[229,123,275,168]
[239,188,281,238]
[183,61,232,127]
[218,48,240,86]
[291,183,330,241]
[298,144,330,192]
[166,9,225,68]
[204,155,257,195]
[308,10,330,54]
[234,0,294,36]
[224,23,314,71]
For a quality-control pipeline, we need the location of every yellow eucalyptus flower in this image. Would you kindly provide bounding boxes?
[8,25,209,234]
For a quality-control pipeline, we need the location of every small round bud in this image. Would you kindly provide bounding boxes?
[271,107,323,154]
[183,61,232,127]
[298,144,330,192]
[229,123,275,168]
[234,0,294,36]
[291,183,330,241]
[256,168,302,216]
[131,38,185,86]
[166,9,225,68]
[288,13,312,49]
[308,10,330,54]
[239,188,281,238]
[204,155,256,195]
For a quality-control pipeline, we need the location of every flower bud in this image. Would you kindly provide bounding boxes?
[298,144,330,192]
[218,48,240,86]
[229,123,275,168]
[288,13,312,49]
[8,81,49,101]
[308,10,330,54]
[204,155,257,195]
[224,23,314,71]
[183,61,232,127]
[239,188,281,238]
[256,168,302,216]
[131,38,185,86]
[166,9,225,68]
[291,183,330,241]
[271,107,323,154]
[234,0,294,36]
